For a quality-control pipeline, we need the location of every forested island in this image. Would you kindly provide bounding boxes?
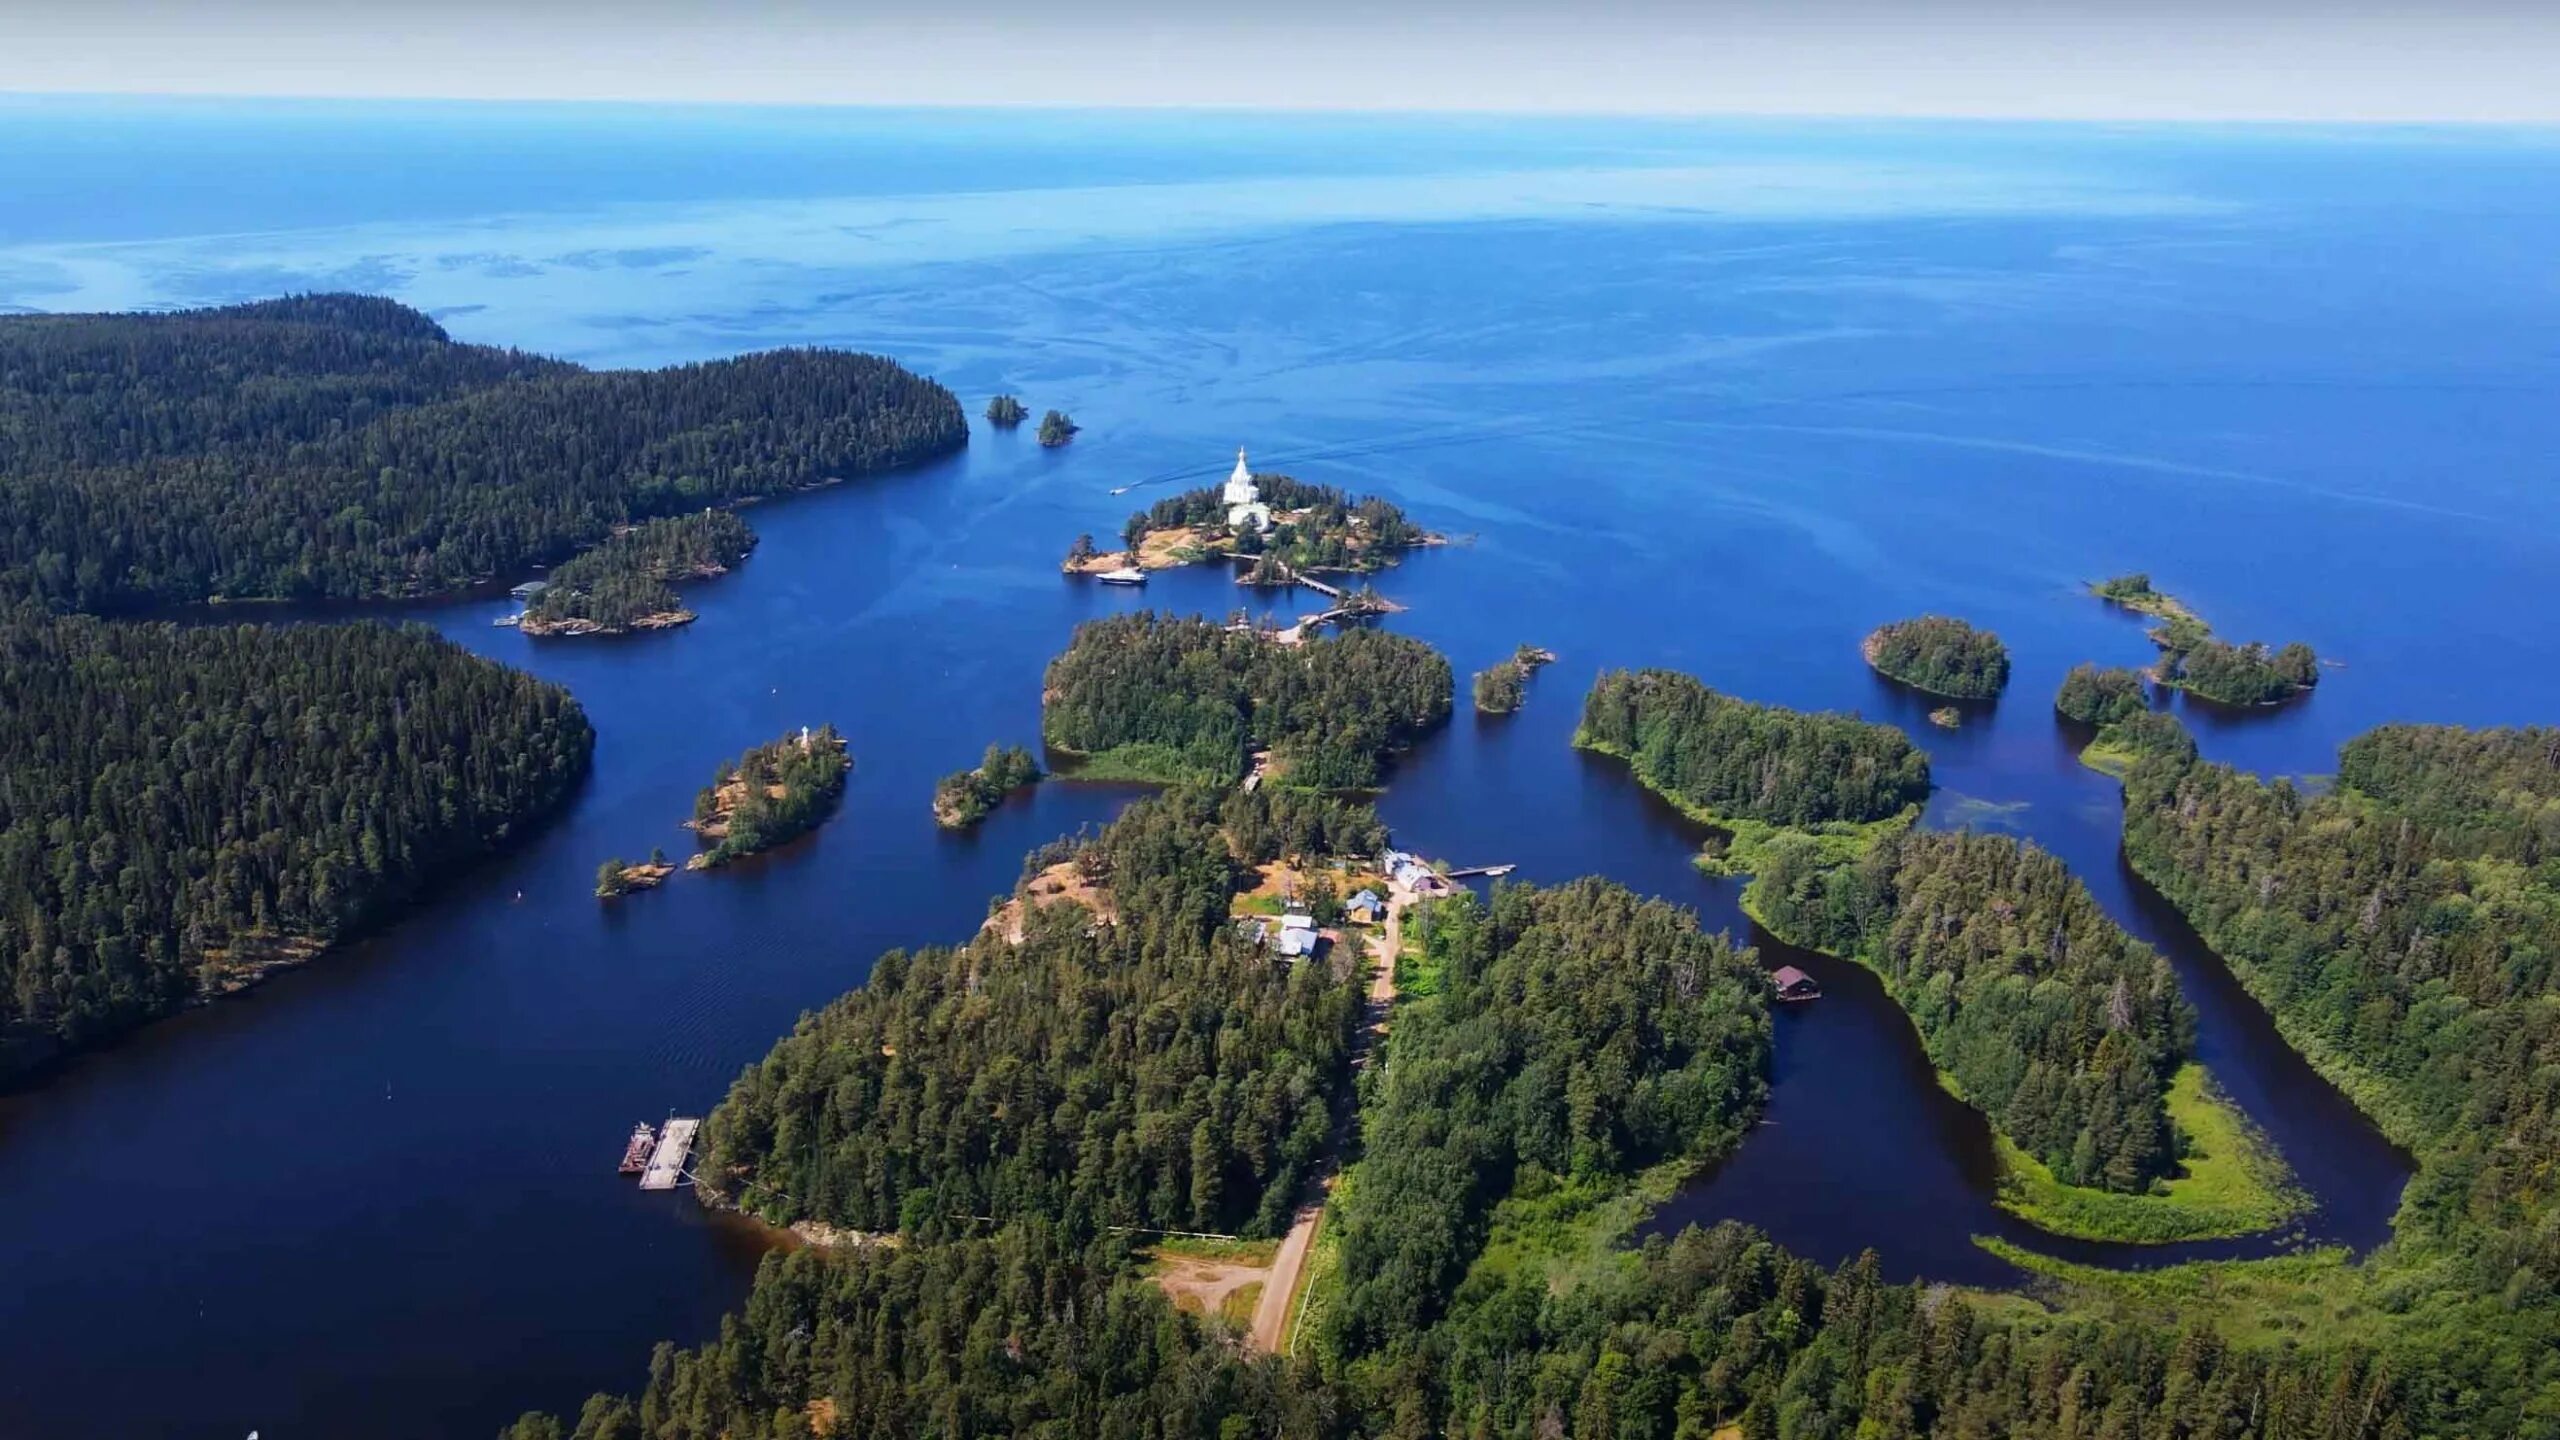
[686,727,851,868]
[516,511,755,636]
[2089,572,2319,705]
[930,744,1042,828]
[0,295,965,611]
[1575,668,1929,872]
[1037,409,1079,446]
[0,612,592,1075]
[1067,463,1437,580]
[1470,644,1554,714]
[2054,660,2150,727]
[984,394,1026,427]
[1041,612,1453,788]
[1862,614,2011,698]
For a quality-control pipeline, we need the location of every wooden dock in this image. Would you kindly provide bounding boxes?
[640,1116,701,1191]
[1443,863,1516,879]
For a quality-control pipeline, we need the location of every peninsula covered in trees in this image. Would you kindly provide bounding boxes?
[0,612,592,1074]
[1041,611,1453,788]
[930,744,1042,828]
[1470,644,1554,714]
[687,727,850,868]
[516,511,754,636]
[1575,669,1930,869]
[1862,614,2011,698]
[1752,829,2294,1240]
[0,295,966,611]
[1321,879,1769,1355]
[699,788,1369,1238]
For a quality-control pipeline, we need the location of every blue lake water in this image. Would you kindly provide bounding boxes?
[2,100,2557,1437]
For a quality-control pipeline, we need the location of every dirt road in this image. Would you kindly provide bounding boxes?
[1247,879,1411,1353]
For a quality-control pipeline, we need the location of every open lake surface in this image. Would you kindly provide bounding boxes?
[4,100,2558,1437]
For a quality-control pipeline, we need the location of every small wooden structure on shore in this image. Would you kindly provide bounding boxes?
[640,1116,701,1190]
[1772,965,1822,1002]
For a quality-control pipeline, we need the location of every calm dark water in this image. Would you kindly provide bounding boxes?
[5,106,2559,1437]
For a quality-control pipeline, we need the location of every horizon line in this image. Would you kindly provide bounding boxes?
[8,88,2560,131]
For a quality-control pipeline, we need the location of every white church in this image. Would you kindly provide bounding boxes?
[1222,448,1272,532]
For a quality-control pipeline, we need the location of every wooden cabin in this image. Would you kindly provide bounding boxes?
[1771,965,1821,1002]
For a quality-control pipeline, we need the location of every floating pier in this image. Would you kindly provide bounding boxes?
[1442,863,1516,879]
[639,1116,701,1191]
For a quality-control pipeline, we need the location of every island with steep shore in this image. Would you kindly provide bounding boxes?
[686,726,851,868]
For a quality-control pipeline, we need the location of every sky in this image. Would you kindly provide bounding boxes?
[4,0,2558,123]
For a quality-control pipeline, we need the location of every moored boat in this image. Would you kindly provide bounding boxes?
[1098,567,1148,585]
[617,1123,656,1174]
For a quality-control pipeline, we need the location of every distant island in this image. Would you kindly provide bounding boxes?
[1575,667,1929,874]
[513,511,755,637]
[1042,611,1452,788]
[985,394,1027,427]
[1471,645,1555,714]
[1862,615,2011,698]
[687,726,851,868]
[0,294,966,611]
[1038,409,1080,447]
[1928,705,1961,729]
[2088,572,2319,706]
[1064,448,1441,582]
[933,744,1043,829]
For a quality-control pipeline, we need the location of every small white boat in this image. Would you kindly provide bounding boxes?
[1098,567,1148,586]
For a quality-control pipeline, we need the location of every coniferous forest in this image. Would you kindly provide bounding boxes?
[1575,668,1931,827]
[0,295,965,610]
[521,511,755,634]
[1752,830,2194,1193]
[1041,612,1454,787]
[2054,661,2151,727]
[1322,879,1771,1355]
[1862,615,2012,698]
[697,790,1368,1238]
[930,744,1042,829]
[689,728,852,867]
[0,611,592,1070]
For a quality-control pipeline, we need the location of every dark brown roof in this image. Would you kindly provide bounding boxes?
[1771,965,1818,990]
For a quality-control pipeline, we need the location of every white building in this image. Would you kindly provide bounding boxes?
[1223,447,1271,532]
